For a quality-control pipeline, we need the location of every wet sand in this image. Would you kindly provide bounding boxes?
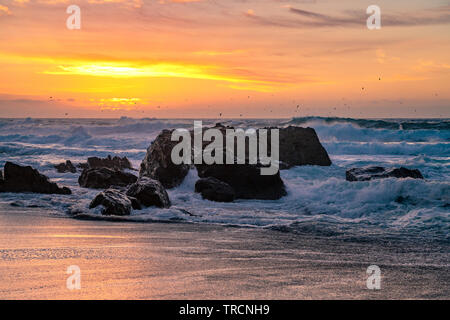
[0,208,448,299]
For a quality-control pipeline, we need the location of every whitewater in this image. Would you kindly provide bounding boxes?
[0,117,448,241]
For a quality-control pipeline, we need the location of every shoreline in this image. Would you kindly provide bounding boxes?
[0,209,448,299]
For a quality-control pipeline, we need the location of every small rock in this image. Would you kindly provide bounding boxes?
[78,168,137,189]
[346,166,424,182]
[195,177,235,202]
[86,155,134,171]
[126,177,171,208]
[54,160,76,173]
[89,189,132,216]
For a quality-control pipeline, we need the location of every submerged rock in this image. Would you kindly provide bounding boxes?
[139,129,190,189]
[54,160,77,173]
[196,163,286,200]
[346,166,424,182]
[126,177,171,208]
[195,177,235,202]
[78,168,137,189]
[89,189,132,216]
[0,162,71,194]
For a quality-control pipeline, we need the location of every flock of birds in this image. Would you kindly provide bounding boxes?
[47,76,442,118]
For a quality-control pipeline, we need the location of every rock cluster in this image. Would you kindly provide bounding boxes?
[139,124,331,201]
[9,124,426,218]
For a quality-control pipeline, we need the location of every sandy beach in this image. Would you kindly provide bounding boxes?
[0,207,448,300]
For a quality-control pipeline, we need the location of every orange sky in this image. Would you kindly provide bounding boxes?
[0,0,449,118]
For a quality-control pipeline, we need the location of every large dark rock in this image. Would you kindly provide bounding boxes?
[195,177,235,202]
[197,124,331,168]
[89,189,132,216]
[193,123,286,200]
[196,163,286,200]
[278,126,331,168]
[139,124,331,189]
[126,177,171,208]
[346,166,424,182]
[0,162,71,194]
[84,155,134,171]
[78,168,137,189]
[140,129,190,189]
[54,160,76,173]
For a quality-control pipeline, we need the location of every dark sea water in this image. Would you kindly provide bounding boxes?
[0,117,448,241]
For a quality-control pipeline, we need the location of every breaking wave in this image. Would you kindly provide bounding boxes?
[0,117,448,241]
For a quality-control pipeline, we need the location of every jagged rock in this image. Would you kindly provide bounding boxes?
[139,129,190,189]
[346,166,424,182]
[278,126,331,168]
[126,177,171,208]
[196,163,286,200]
[195,177,235,202]
[54,160,77,173]
[0,162,71,194]
[80,155,133,171]
[89,189,132,216]
[78,168,137,189]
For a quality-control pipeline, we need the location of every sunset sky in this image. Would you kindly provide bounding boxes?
[0,0,449,118]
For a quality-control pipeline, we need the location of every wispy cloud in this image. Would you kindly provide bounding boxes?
[245,5,450,28]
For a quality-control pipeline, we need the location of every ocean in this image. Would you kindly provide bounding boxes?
[0,117,448,242]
